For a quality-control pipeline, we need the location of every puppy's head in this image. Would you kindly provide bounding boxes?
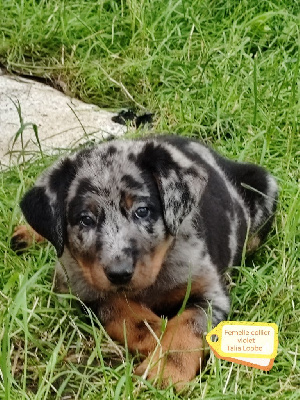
[20,140,207,293]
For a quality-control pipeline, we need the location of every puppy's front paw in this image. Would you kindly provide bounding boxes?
[135,349,202,390]
[11,225,45,252]
[135,310,205,390]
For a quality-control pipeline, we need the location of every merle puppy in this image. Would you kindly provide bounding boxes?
[13,136,278,388]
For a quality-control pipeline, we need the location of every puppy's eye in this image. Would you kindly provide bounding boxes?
[80,215,95,227]
[134,207,150,219]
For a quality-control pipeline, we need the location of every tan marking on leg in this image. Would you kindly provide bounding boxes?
[105,296,162,355]
[135,309,205,390]
[11,225,45,249]
[247,235,261,253]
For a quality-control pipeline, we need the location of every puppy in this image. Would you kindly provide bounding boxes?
[12,136,278,388]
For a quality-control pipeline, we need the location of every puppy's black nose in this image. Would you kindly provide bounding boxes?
[105,262,134,285]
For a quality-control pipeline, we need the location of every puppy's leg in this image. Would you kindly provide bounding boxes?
[135,309,205,389]
[135,278,230,389]
[102,297,163,356]
[11,225,45,251]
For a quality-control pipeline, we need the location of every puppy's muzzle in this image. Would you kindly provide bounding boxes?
[105,261,134,285]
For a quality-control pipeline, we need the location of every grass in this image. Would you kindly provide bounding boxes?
[0,0,299,398]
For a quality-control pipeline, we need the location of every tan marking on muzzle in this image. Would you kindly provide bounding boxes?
[76,258,112,291]
[132,236,174,290]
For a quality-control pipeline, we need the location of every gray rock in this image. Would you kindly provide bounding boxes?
[0,70,126,169]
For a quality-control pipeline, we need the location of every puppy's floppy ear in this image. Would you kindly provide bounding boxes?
[138,141,207,235]
[20,157,76,257]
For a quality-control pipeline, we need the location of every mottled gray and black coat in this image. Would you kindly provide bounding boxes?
[18,136,278,387]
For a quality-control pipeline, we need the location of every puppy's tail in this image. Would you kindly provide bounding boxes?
[227,161,278,251]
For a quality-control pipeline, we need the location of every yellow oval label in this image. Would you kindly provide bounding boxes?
[206,321,278,359]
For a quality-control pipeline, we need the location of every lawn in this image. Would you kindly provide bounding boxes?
[0,0,299,399]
